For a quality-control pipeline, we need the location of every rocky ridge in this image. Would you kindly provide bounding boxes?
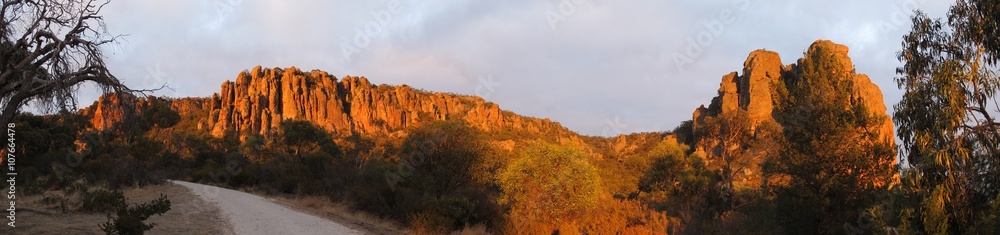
[204,66,571,138]
[80,40,894,163]
[84,66,577,142]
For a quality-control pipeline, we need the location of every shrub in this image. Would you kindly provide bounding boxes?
[498,142,604,230]
[408,211,450,235]
[81,189,126,213]
[99,194,172,235]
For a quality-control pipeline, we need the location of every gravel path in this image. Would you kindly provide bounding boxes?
[172,181,361,235]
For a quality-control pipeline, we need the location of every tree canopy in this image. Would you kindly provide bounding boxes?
[894,0,1000,233]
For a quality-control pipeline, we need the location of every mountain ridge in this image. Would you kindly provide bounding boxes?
[80,40,894,162]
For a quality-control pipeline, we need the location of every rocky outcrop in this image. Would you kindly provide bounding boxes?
[82,94,212,131]
[204,66,570,138]
[693,50,784,132]
[692,40,894,143]
[851,73,895,142]
[81,93,145,130]
[689,40,897,188]
[805,41,895,142]
[80,66,577,147]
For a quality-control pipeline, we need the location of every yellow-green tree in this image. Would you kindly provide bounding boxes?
[638,137,717,234]
[498,142,603,230]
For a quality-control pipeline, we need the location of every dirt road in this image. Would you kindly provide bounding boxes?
[172,181,361,235]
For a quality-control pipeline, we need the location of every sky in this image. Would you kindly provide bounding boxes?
[72,0,953,136]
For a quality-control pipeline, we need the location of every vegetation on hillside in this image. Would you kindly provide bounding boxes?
[7,1,1000,234]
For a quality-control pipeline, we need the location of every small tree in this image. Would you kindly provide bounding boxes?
[498,142,603,230]
[279,120,337,159]
[695,109,756,210]
[98,193,171,235]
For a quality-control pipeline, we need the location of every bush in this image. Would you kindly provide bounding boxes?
[81,189,127,213]
[498,142,604,230]
[99,194,171,235]
[408,210,451,235]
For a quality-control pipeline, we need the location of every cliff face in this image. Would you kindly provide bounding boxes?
[693,40,894,144]
[693,50,784,131]
[81,66,576,145]
[192,66,569,138]
[82,93,142,130]
[82,40,892,154]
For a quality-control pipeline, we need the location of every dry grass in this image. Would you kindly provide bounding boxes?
[274,195,406,235]
[449,224,491,235]
[2,182,231,235]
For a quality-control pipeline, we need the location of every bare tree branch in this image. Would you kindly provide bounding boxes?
[1,0,138,127]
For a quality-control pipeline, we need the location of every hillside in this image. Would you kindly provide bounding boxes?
[65,39,900,234]
[684,40,898,190]
[82,66,577,138]
[81,66,672,161]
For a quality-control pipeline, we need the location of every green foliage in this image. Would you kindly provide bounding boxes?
[99,194,172,235]
[768,41,897,234]
[498,142,604,226]
[81,189,127,213]
[921,186,949,235]
[78,135,170,188]
[142,97,180,129]
[638,138,698,194]
[9,112,88,193]
[279,120,340,159]
[638,139,718,233]
[395,121,497,227]
[695,109,758,209]
[969,194,1000,234]
[398,121,485,193]
[894,0,1000,233]
[671,120,695,147]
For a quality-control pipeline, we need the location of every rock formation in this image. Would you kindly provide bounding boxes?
[82,66,575,141]
[692,40,894,144]
[200,66,570,138]
[81,93,145,130]
[689,39,897,188]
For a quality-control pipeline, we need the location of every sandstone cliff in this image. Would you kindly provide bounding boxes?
[84,66,576,142]
[203,66,571,138]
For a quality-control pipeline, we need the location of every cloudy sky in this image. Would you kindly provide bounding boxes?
[75,0,953,136]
